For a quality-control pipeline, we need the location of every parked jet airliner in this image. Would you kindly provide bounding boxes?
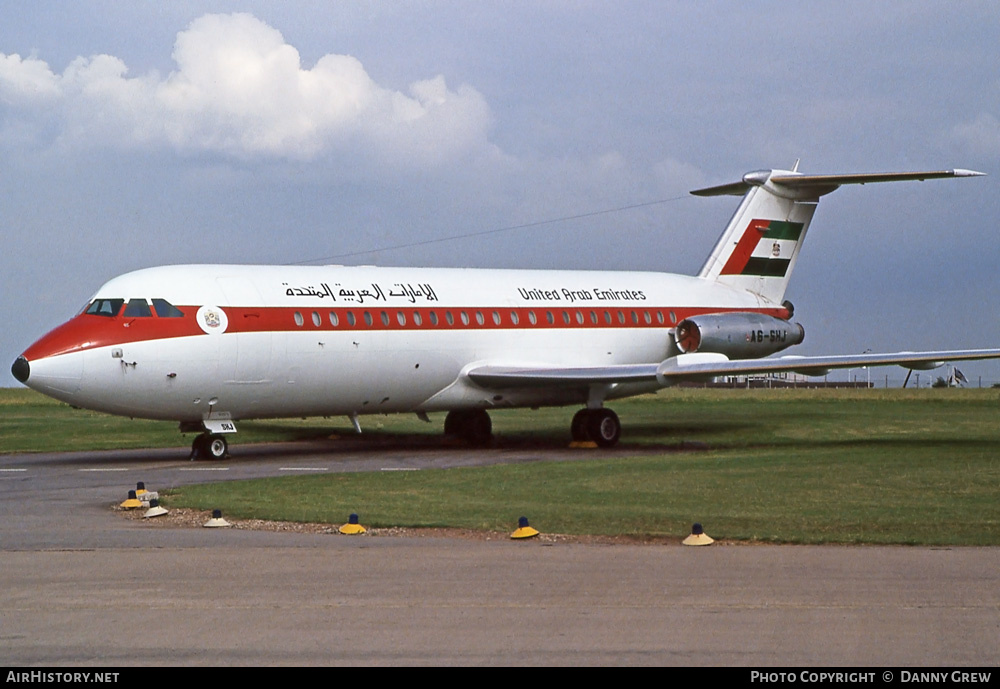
[12,166,999,458]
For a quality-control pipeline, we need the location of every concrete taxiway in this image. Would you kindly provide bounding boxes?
[2,440,998,666]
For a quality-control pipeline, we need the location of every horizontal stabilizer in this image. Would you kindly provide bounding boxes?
[691,168,985,198]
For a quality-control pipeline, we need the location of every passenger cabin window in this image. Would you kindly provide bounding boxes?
[123,299,152,318]
[152,299,184,318]
[85,299,124,317]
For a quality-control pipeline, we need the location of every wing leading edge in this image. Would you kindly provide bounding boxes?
[467,349,1000,389]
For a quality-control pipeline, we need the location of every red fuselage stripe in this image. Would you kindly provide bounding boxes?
[23,304,790,360]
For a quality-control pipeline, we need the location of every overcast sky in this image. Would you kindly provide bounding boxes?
[2,2,998,386]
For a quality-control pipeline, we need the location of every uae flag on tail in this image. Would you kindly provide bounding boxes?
[721,219,804,278]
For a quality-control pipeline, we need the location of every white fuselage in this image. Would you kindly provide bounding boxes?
[20,264,780,423]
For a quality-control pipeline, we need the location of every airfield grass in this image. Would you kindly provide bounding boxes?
[3,387,999,544]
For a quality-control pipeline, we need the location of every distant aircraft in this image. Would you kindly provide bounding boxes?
[12,166,999,458]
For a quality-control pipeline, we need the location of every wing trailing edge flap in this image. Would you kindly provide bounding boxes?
[466,364,660,389]
[466,349,1000,389]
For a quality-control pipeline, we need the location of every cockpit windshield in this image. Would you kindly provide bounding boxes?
[84,299,124,317]
[83,297,184,318]
[123,299,152,318]
[152,299,184,318]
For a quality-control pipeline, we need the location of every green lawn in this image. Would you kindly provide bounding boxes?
[4,387,999,544]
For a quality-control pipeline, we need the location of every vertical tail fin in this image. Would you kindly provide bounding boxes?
[693,167,984,305]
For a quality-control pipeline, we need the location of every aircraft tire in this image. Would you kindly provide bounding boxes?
[586,408,621,448]
[205,434,229,459]
[443,410,464,436]
[571,409,591,441]
[191,433,229,460]
[463,409,493,446]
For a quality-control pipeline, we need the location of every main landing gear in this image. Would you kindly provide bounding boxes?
[444,409,493,446]
[189,433,229,461]
[443,407,623,448]
[571,408,621,447]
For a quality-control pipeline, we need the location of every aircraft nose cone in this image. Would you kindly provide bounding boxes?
[11,356,30,384]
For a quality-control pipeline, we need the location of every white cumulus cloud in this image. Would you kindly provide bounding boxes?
[0,13,494,165]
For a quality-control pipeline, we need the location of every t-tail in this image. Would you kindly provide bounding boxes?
[694,166,985,305]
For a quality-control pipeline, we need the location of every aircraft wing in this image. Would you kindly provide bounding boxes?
[467,364,660,388]
[467,349,1000,388]
[655,349,1000,380]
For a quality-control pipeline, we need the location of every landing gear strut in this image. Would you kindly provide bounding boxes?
[190,433,229,460]
[570,408,621,447]
[444,409,493,446]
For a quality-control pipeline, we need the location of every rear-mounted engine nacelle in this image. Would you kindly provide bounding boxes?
[674,313,804,359]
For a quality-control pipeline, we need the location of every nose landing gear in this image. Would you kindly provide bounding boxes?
[189,433,229,460]
[181,417,236,460]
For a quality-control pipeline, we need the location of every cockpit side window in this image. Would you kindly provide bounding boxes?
[151,299,184,318]
[123,299,152,318]
[85,299,124,317]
